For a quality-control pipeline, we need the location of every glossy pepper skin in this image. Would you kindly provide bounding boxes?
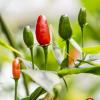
[59,15,72,40]
[35,15,50,46]
[12,58,20,79]
[23,26,34,48]
[78,8,86,28]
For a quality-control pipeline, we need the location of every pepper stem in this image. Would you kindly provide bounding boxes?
[66,39,69,67]
[22,73,29,96]
[81,27,84,59]
[43,46,48,70]
[14,79,18,100]
[30,47,34,69]
[62,77,68,91]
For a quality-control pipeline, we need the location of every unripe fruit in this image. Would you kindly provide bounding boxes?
[78,8,86,28]
[35,15,50,46]
[59,15,72,40]
[12,58,20,79]
[23,26,34,48]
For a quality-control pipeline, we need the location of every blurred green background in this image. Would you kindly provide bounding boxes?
[0,0,100,100]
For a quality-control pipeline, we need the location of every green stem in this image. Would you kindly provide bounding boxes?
[75,55,86,68]
[66,40,69,67]
[31,88,43,100]
[81,27,83,48]
[62,77,68,91]
[43,46,48,70]
[14,79,18,100]
[22,73,29,96]
[81,27,84,59]
[30,47,34,69]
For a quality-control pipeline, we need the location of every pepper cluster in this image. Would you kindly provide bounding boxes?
[11,8,86,100]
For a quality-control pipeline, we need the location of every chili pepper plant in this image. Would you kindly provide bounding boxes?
[0,7,100,100]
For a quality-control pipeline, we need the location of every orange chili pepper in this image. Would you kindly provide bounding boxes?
[69,49,79,65]
[12,58,20,79]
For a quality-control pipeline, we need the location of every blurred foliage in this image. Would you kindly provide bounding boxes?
[81,0,100,42]
[81,0,100,13]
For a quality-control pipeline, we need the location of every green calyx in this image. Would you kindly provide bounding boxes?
[78,7,86,28]
[23,26,34,48]
[59,15,72,41]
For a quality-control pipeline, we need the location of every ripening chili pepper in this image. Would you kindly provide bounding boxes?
[35,15,50,46]
[12,58,20,79]
[59,15,72,41]
[78,7,86,28]
[23,26,34,48]
[68,49,79,65]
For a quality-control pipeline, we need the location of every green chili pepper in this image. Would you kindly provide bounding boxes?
[78,7,86,28]
[58,15,72,40]
[23,26,34,48]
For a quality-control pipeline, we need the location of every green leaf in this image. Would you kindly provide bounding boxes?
[85,54,100,61]
[82,45,100,54]
[52,43,64,65]
[30,87,45,100]
[77,59,100,67]
[51,25,64,64]
[21,96,30,100]
[69,38,82,53]
[19,57,38,69]
[22,69,61,94]
[0,39,22,56]
[58,67,100,77]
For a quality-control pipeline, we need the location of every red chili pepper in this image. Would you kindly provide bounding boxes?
[12,58,20,79]
[35,15,50,46]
